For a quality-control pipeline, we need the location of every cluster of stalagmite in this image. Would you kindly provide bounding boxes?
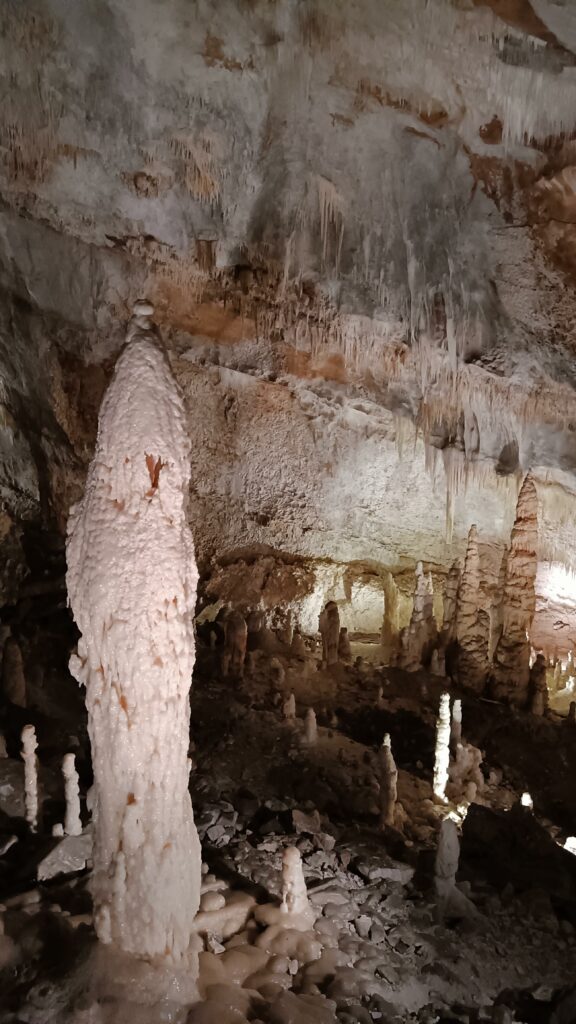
[66,301,202,962]
[492,477,538,705]
[455,526,490,692]
[399,563,437,671]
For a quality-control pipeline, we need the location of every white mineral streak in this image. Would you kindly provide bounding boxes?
[21,724,38,832]
[379,733,398,829]
[62,753,82,837]
[492,477,538,705]
[66,302,201,961]
[304,708,317,745]
[450,699,462,752]
[456,525,489,692]
[281,846,314,927]
[433,693,451,803]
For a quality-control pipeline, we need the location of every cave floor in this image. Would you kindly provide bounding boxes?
[1,638,576,1022]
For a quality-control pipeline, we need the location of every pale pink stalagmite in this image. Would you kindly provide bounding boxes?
[62,753,82,836]
[492,476,538,706]
[379,733,398,829]
[66,302,201,961]
[21,724,38,832]
[456,525,489,692]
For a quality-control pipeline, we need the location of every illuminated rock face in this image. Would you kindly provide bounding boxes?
[456,526,489,693]
[492,477,538,706]
[66,305,201,961]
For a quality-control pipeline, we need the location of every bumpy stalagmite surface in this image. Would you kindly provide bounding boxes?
[382,572,400,665]
[456,525,490,693]
[442,563,461,643]
[450,699,462,752]
[21,725,38,833]
[433,693,451,803]
[66,303,201,961]
[492,477,539,706]
[280,847,314,927]
[222,610,248,679]
[62,753,82,838]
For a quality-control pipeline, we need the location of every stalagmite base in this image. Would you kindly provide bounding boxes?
[66,302,201,962]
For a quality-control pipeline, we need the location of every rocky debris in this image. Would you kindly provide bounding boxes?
[37,831,92,881]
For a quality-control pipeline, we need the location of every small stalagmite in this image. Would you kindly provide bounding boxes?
[62,753,82,837]
[379,733,398,829]
[283,692,296,720]
[303,707,318,745]
[319,602,340,666]
[66,301,202,961]
[492,476,538,706]
[433,693,450,803]
[456,525,489,693]
[400,562,437,671]
[21,724,38,832]
[222,609,248,679]
[338,627,352,663]
[281,846,314,927]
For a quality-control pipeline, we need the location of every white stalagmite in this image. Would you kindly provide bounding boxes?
[450,698,462,751]
[281,846,314,926]
[21,724,38,832]
[62,753,82,837]
[379,733,398,829]
[433,693,451,802]
[66,301,202,961]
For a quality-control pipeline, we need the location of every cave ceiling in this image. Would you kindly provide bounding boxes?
[0,0,576,599]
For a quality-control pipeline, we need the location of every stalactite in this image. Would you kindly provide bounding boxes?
[66,301,201,961]
[492,476,538,706]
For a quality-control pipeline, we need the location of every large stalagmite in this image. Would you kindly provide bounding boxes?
[456,525,489,693]
[492,477,538,706]
[66,301,202,961]
[400,563,437,671]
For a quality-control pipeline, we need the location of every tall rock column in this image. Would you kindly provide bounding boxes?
[456,525,489,693]
[492,477,538,706]
[66,302,201,961]
[399,563,437,671]
[381,571,400,665]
